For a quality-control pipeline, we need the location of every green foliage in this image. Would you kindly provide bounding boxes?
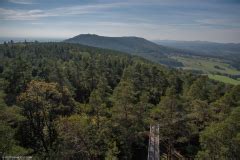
[56,115,96,159]
[0,121,30,157]
[56,114,111,159]
[3,57,32,105]
[187,100,212,133]
[187,76,210,100]
[0,42,239,159]
[0,122,15,157]
[105,141,119,160]
[151,87,188,157]
[197,107,240,159]
[17,80,75,154]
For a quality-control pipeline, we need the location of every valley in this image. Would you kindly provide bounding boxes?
[65,34,240,85]
[170,55,240,85]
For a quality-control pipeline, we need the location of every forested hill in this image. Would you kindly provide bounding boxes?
[65,34,166,54]
[0,42,240,159]
[64,34,188,67]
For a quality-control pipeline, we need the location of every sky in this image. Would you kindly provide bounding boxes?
[0,0,240,43]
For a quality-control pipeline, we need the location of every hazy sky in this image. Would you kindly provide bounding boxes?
[0,0,240,42]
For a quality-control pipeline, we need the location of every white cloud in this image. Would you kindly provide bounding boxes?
[196,18,240,26]
[0,2,129,20]
[0,8,46,20]
[8,0,35,5]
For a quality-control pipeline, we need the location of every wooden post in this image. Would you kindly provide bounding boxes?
[148,124,159,160]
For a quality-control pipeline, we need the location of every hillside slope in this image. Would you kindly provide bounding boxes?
[65,34,165,54]
[65,35,240,84]
[64,34,186,67]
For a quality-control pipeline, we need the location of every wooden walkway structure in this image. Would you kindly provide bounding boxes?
[147,125,185,160]
[147,124,159,160]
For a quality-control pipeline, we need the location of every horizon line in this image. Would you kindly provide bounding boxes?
[0,35,240,44]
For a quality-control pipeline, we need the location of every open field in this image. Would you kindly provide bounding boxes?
[171,55,240,85]
[208,74,240,85]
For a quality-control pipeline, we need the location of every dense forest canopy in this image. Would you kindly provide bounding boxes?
[0,42,239,159]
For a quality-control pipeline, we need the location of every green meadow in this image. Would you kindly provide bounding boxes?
[208,74,240,85]
[171,55,240,85]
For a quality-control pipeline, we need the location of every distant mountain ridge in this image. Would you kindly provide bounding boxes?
[65,34,169,54]
[155,40,240,70]
[64,34,188,67]
[154,40,240,56]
